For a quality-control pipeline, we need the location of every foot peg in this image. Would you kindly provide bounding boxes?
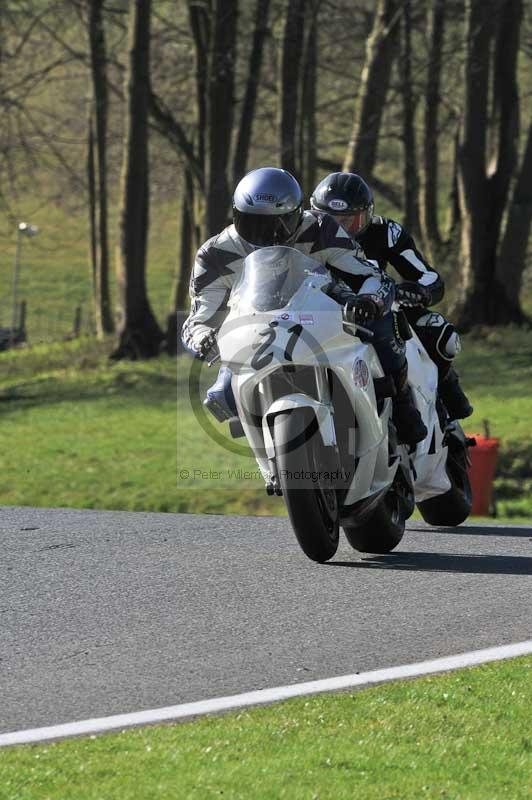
[266,478,283,496]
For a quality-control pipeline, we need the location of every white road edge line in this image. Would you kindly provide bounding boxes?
[2,640,531,747]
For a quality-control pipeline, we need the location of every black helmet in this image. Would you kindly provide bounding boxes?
[310,172,374,236]
[232,167,303,247]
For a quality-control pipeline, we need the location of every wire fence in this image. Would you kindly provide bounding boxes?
[30,303,97,343]
[0,296,96,351]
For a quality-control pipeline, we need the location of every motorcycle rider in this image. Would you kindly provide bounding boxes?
[182,166,428,445]
[310,172,473,420]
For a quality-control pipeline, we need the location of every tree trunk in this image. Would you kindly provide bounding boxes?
[205,0,238,237]
[343,0,400,176]
[87,112,98,327]
[453,0,493,325]
[232,0,270,186]
[453,0,522,328]
[279,0,306,176]
[187,0,210,178]
[493,120,532,324]
[87,0,114,336]
[484,0,522,321]
[112,0,163,360]
[166,169,195,354]
[400,0,421,238]
[300,6,317,197]
[445,125,461,242]
[421,0,445,248]
[176,170,196,312]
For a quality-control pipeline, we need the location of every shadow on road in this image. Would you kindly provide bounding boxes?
[329,551,532,576]
[409,524,532,538]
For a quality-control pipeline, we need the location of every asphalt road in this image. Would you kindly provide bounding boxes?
[1,506,531,734]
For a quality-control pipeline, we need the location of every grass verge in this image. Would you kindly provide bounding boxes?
[0,328,530,518]
[0,337,277,515]
[1,656,530,799]
[0,201,179,344]
[456,327,532,519]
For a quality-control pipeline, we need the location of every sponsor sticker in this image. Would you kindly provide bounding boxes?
[352,358,370,389]
[299,313,314,325]
[254,193,276,203]
[328,198,348,211]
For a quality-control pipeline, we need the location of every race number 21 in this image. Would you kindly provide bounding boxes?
[250,322,303,370]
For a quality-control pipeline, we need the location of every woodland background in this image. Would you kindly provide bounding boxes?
[0,5,530,781]
[1,0,531,358]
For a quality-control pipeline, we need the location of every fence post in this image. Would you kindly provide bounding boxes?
[72,306,82,339]
[19,300,26,337]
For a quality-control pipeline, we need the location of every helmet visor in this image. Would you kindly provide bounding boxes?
[333,207,372,236]
[234,208,302,247]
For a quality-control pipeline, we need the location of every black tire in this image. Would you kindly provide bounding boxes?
[343,479,407,554]
[274,409,339,562]
[417,434,472,526]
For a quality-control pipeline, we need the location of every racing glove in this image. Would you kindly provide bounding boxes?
[343,294,385,326]
[193,330,219,361]
[395,281,432,308]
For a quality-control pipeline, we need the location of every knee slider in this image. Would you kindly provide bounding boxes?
[414,313,460,362]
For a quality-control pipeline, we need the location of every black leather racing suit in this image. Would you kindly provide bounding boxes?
[356,216,461,372]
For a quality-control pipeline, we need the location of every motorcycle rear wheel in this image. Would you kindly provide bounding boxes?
[343,476,407,554]
[274,409,339,563]
[417,433,472,526]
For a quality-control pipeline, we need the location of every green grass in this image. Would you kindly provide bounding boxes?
[0,327,530,518]
[0,337,279,515]
[458,327,531,442]
[456,327,532,519]
[1,657,530,799]
[0,201,179,343]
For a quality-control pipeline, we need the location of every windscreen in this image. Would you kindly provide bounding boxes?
[231,246,320,312]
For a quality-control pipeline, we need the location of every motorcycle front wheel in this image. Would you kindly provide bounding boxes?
[274,409,339,563]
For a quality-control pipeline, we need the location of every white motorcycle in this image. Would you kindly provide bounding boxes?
[215,246,472,563]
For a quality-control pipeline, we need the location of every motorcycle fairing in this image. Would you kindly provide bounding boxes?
[405,332,451,500]
[218,245,452,508]
[219,267,398,505]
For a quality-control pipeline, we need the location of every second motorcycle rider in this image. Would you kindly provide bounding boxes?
[310,172,473,421]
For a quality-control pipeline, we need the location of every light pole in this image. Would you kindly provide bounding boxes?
[10,222,39,348]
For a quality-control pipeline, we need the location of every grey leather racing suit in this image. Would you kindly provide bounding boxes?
[182,210,393,354]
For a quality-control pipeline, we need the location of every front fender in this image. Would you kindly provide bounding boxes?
[262,393,336,459]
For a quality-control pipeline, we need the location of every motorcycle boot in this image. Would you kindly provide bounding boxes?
[391,363,428,446]
[438,366,473,420]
